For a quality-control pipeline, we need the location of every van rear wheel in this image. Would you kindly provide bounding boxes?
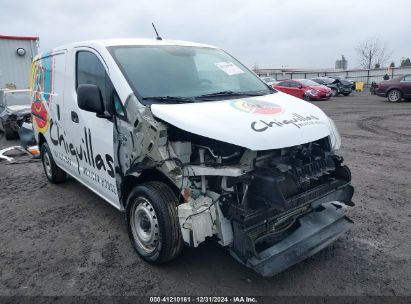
[41,142,66,183]
[126,182,183,264]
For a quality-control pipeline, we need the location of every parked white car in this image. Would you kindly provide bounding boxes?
[259,76,277,86]
[31,38,354,276]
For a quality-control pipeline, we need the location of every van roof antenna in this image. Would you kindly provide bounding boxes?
[152,23,162,41]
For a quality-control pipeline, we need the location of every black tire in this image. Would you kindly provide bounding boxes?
[343,93,350,96]
[126,181,183,264]
[40,142,67,183]
[4,125,16,140]
[331,88,338,97]
[387,89,401,102]
[303,94,311,101]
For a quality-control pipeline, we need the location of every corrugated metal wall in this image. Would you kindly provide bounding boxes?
[256,66,411,86]
[0,38,38,89]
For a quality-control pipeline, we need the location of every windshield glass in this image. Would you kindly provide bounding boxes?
[109,45,271,103]
[5,91,31,106]
[297,79,321,86]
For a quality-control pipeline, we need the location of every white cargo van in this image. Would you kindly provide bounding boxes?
[31,39,354,276]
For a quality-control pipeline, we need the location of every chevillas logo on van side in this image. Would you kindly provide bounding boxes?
[230,99,284,115]
[49,119,115,178]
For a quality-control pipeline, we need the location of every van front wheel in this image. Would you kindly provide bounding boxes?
[126,182,183,264]
[41,142,66,183]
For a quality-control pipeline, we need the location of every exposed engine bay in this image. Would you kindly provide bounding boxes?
[115,100,354,276]
[168,127,353,254]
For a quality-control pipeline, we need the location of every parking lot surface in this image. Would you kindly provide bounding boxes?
[0,94,410,296]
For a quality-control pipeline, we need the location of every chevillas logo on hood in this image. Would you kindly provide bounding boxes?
[230,99,284,115]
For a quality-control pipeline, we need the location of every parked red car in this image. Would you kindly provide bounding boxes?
[377,74,411,102]
[273,79,332,101]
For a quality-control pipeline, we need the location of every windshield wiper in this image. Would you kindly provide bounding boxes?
[142,96,194,103]
[195,90,267,99]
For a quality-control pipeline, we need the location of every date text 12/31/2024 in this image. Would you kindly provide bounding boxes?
[149,296,258,303]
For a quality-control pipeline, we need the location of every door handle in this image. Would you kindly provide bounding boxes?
[71,111,79,123]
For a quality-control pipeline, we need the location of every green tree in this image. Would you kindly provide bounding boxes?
[389,62,395,68]
[374,63,380,69]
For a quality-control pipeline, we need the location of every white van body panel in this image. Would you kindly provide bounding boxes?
[151,92,331,150]
[32,46,124,210]
[62,46,120,208]
[31,51,73,175]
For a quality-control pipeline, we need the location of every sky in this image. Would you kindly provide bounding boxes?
[2,0,410,69]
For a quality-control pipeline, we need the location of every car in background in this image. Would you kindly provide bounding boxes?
[272,79,332,101]
[311,77,352,96]
[0,89,32,139]
[329,76,355,91]
[329,76,355,89]
[377,74,411,102]
[259,76,277,86]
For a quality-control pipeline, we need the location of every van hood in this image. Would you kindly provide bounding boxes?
[151,92,333,150]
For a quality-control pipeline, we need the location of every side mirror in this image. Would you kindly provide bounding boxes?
[298,84,303,89]
[77,84,105,115]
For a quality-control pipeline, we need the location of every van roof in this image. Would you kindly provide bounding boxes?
[34,38,217,59]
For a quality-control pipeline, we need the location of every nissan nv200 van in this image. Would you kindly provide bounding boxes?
[31,39,354,276]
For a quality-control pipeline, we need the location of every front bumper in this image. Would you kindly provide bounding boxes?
[310,94,331,100]
[232,202,353,277]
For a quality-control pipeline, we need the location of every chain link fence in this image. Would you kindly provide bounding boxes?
[255,66,411,87]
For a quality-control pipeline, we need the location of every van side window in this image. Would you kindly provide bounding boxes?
[76,51,108,103]
[113,91,126,118]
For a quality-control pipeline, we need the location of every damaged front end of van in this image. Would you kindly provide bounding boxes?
[114,91,354,277]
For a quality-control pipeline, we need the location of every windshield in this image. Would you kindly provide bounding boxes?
[109,45,271,103]
[5,91,31,106]
[298,79,321,86]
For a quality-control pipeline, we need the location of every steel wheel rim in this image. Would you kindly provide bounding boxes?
[389,90,400,102]
[43,152,52,178]
[331,89,337,96]
[130,197,160,254]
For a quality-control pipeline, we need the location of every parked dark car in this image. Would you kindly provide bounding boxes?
[0,89,32,139]
[377,74,411,102]
[328,76,355,90]
[311,77,352,96]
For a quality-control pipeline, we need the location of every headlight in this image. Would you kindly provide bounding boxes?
[328,118,341,150]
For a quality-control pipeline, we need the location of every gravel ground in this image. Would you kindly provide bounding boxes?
[0,94,410,296]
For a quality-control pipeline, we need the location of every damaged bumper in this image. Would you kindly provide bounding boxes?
[232,202,353,277]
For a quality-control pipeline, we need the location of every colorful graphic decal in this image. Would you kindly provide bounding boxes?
[231,99,283,115]
[30,54,53,133]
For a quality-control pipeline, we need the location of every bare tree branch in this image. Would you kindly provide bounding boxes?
[356,37,392,69]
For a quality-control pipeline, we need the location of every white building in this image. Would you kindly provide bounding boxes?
[0,35,39,89]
